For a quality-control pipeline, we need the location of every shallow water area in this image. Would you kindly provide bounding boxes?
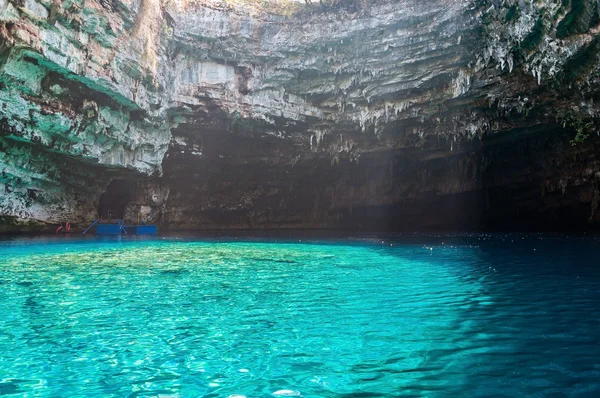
[0,233,599,397]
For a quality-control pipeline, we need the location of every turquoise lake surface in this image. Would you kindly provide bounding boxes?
[0,234,599,397]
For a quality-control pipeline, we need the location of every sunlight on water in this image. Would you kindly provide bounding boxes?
[0,235,599,397]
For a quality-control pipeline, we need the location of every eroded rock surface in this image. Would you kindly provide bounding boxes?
[2,0,600,231]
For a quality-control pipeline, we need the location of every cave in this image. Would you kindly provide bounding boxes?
[98,179,137,221]
[4,0,600,396]
[1,0,600,233]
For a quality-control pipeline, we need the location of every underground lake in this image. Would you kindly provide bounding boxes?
[0,234,599,397]
[4,0,600,395]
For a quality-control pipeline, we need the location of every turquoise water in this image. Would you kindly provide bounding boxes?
[0,234,599,397]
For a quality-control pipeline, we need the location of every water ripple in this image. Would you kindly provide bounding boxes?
[0,235,599,396]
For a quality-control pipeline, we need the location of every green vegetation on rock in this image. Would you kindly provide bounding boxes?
[557,0,588,38]
[519,16,545,54]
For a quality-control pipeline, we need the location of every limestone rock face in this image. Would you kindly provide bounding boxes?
[2,0,600,231]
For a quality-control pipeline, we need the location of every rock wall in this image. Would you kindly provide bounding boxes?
[2,0,600,232]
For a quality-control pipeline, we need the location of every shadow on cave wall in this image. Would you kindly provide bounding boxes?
[118,125,600,232]
[98,179,137,221]
[480,125,600,231]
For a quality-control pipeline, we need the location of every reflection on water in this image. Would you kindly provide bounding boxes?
[0,234,599,397]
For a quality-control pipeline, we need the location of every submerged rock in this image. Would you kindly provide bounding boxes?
[2,0,600,231]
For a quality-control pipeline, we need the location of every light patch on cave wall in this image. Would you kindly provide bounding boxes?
[179,61,235,85]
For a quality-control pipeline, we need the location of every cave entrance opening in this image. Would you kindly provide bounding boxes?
[98,179,137,222]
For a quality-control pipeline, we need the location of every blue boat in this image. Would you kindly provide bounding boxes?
[95,224,122,235]
[82,219,157,236]
[122,224,158,235]
[133,224,158,235]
